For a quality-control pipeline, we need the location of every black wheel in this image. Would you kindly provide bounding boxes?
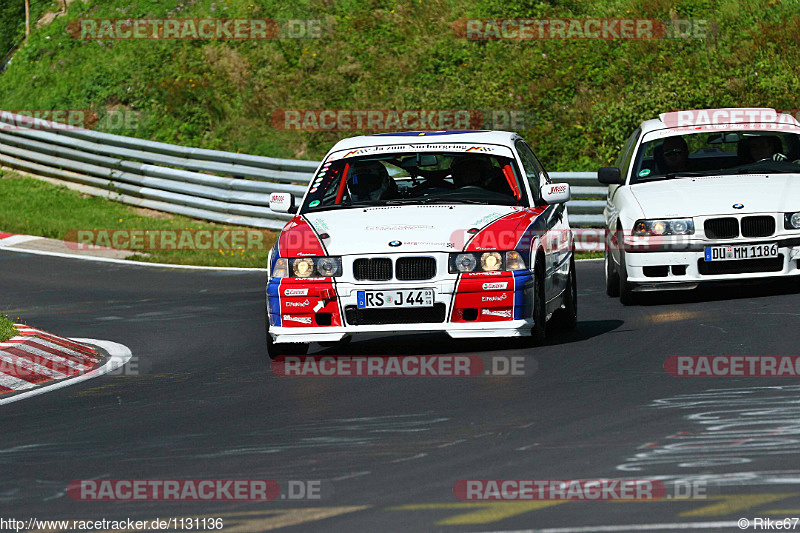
[605,234,620,297]
[527,256,547,346]
[618,250,638,306]
[552,256,577,330]
[266,312,308,359]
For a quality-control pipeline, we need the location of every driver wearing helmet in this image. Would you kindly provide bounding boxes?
[451,156,495,188]
[347,161,396,202]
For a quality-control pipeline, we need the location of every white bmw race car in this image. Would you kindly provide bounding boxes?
[265,130,577,356]
[600,107,800,304]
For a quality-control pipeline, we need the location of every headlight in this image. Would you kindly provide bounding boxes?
[480,252,502,271]
[271,257,342,278]
[785,212,800,230]
[449,251,527,273]
[453,253,477,273]
[505,251,526,270]
[316,257,342,277]
[633,218,695,236]
[272,258,289,278]
[292,258,315,278]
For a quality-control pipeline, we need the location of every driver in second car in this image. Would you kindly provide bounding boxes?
[346,160,398,201]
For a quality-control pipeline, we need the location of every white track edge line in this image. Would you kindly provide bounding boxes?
[0,244,267,272]
[0,338,132,406]
[470,521,740,533]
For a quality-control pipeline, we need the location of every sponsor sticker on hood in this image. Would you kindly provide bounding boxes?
[284,288,309,296]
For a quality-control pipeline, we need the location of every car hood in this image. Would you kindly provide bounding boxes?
[302,205,519,255]
[630,173,800,218]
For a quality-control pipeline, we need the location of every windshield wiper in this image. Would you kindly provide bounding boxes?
[663,171,715,179]
[417,198,491,205]
[374,198,493,205]
[728,167,800,174]
[305,203,353,211]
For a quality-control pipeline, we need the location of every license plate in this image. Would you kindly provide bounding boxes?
[357,289,434,309]
[704,242,778,261]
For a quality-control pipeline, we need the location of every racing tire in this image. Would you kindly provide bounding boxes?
[618,250,638,306]
[605,239,620,297]
[266,313,308,359]
[552,256,578,331]
[527,257,548,346]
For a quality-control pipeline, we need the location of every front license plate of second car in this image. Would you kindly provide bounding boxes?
[704,242,778,261]
[357,289,434,309]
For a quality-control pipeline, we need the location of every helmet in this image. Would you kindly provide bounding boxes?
[451,156,495,188]
[347,161,391,201]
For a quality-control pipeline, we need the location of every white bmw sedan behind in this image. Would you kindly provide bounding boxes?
[599,108,800,304]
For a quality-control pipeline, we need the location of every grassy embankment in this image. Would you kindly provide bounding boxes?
[1,0,797,265]
[0,315,18,342]
[2,0,798,167]
[0,171,276,267]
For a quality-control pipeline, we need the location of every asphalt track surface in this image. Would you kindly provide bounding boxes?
[1,249,800,532]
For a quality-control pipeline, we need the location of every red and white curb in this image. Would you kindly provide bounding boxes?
[0,325,132,405]
[0,231,42,248]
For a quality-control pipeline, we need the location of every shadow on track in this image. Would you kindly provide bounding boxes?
[307,319,625,356]
[628,278,800,307]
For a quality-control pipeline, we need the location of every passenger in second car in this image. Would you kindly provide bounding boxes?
[743,135,787,162]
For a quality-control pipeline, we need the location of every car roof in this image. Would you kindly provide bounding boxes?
[639,107,800,134]
[326,130,521,152]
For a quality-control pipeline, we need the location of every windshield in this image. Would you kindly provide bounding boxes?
[300,151,527,213]
[631,130,800,183]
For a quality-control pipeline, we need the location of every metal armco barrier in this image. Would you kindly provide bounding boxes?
[0,111,605,230]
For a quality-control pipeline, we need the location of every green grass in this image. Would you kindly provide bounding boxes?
[0,315,18,342]
[575,251,603,260]
[1,0,798,171]
[0,172,277,267]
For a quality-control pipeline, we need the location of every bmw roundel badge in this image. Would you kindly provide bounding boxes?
[389,240,402,247]
[733,203,744,209]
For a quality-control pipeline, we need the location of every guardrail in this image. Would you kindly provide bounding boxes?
[0,111,605,230]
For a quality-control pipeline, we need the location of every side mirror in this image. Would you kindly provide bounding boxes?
[598,167,624,185]
[269,192,295,213]
[540,182,570,205]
